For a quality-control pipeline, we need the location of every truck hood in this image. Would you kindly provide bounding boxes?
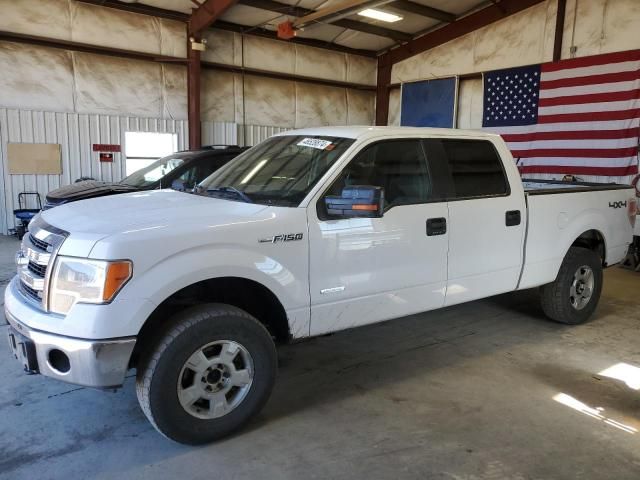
[40,189,270,237]
[45,180,139,203]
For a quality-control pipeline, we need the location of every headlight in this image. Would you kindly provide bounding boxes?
[49,256,132,315]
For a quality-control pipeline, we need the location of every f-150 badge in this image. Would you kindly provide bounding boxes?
[259,233,304,243]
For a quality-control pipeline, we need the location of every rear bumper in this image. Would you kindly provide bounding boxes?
[4,306,136,389]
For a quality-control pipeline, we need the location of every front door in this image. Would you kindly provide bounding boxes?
[308,138,450,336]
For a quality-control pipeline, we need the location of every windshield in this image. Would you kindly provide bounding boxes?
[120,154,189,188]
[197,135,354,206]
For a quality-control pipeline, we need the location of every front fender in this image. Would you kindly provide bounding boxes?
[122,244,309,313]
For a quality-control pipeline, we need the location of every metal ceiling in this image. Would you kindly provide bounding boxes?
[109,0,491,54]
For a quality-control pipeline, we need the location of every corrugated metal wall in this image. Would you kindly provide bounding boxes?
[0,109,187,234]
[201,122,290,147]
[0,109,295,235]
[238,125,290,147]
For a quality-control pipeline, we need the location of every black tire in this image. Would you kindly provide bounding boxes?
[136,303,277,445]
[540,247,603,325]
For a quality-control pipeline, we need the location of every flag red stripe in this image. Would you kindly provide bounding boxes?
[540,70,640,90]
[538,108,640,124]
[511,147,638,158]
[485,51,640,178]
[500,127,640,143]
[519,165,639,176]
[538,89,640,107]
[541,49,640,72]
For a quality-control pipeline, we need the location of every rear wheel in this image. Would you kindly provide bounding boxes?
[136,304,277,445]
[540,247,603,325]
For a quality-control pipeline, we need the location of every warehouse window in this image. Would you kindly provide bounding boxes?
[125,132,178,176]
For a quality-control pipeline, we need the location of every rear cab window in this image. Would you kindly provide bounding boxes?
[423,138,510,200]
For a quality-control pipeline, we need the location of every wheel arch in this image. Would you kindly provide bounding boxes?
[130,276,291,368]
[569,229,607,266]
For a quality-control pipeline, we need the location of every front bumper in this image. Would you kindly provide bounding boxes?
[4,306,136,389]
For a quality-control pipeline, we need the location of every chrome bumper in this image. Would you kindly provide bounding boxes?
[4,307,136,388]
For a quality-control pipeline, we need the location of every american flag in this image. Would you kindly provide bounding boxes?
[483,50,640,178]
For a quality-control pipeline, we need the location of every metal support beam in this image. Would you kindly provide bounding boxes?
[189,0,239,35]
[0,30,187,65]
[553,0,567,62]
[386,0,546,65]
[202,62,375,90]
[387,1,455,23]
[187,0,240,148]
[239,0,411,42]
[187,39,202,150]
[215,20,377,57]
[375,53,392,126]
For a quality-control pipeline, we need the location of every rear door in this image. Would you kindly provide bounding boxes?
[308,138,450,335]
[424,138,526,306]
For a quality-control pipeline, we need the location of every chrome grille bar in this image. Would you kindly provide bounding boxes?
[15,216,67,311]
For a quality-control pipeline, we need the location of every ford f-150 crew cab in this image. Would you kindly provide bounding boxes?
[5,127,636,445]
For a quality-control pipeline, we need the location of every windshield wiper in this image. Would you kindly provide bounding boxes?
[206,186,254,203]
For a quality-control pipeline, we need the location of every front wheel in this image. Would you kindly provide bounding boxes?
[540,247,603,325]
[136,304,277,445]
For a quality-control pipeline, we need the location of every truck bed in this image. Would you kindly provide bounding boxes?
[522,178,632,195]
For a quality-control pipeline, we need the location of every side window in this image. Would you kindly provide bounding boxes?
[178,164,200,188]
[326,140,431,209]
[440,140,508,198]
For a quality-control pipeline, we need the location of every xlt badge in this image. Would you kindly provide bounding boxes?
[259,233,304,243]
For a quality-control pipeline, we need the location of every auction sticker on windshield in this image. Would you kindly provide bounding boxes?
[298,138,333,150]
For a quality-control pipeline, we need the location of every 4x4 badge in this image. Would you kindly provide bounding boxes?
[609,201,627,209]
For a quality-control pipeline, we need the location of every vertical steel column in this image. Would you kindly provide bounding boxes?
[376,53,392,126]
[187,37,202,149]
[553,0,567,62]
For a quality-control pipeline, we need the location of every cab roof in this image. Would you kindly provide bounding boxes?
[275,126,501,141]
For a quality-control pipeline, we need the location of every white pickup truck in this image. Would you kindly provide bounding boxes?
[5,127,636,444]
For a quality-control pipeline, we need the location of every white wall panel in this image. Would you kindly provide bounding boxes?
[456,78,483,129]
[0,0,186,58]
[0,42,75,113]
[0,108,187,234]
[388,89,401,127]
[201,30,376,87]
[391,1,555,85]
[562,0,640,59]
[0,0,72,41]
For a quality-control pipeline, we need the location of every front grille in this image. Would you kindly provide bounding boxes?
[28,261,47,277]
[20,282,42,302]
[29,234,50,252]
[16,219,67,310]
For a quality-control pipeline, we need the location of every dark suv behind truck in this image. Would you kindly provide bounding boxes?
[43,145,249,209]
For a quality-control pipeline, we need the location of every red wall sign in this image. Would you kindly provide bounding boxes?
[93,144,121,152]
[99,153,114,162]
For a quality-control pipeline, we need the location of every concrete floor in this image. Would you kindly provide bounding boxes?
[1,233,640,479]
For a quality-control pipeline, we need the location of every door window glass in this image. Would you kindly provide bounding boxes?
[326,140,431,209]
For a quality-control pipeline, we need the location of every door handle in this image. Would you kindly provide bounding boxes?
[426,217,447,236]
[506,210,521,226]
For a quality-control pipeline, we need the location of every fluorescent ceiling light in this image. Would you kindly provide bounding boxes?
[358,8,403,23]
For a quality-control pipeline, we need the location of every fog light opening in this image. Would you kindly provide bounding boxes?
[48,349,70,374]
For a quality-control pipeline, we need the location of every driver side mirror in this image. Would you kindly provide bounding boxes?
[324,186,384,219]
